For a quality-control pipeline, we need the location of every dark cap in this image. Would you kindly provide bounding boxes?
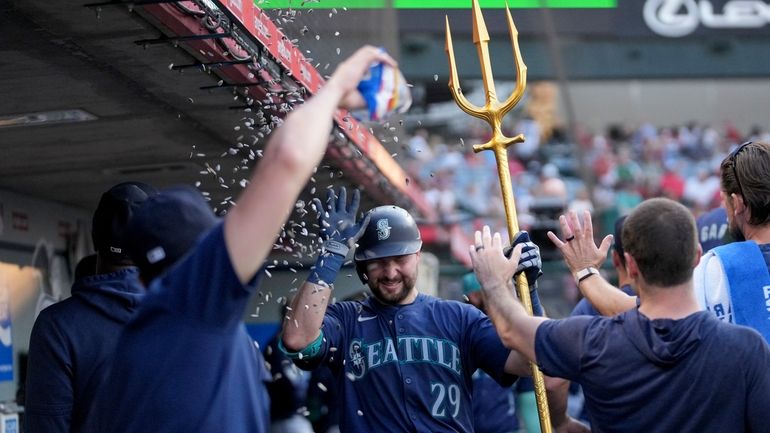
[92,182,158,262]
[124,185,219,282]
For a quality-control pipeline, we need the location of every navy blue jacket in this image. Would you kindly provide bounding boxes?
[25,268,144,433]
[88,225,270,433]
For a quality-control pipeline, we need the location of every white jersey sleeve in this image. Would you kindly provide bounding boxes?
[693,251,733,323]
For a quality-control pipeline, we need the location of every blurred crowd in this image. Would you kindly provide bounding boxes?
[401,119,770,239]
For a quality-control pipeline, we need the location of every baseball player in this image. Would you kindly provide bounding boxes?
[281,189,579,432]
[475,199,770,432]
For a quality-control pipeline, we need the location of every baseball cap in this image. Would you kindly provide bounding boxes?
[123,185,219,282]
[462,272,481,296]
[92,182,158,262]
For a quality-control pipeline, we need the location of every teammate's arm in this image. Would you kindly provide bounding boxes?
[546,376,590,433]
[548,209,636,316]
[223,46,396,284]
[472,227,591,432]
[471,226,547,361]
[282,188,368,352]
[576,273,636,316]
[505,357,590,432]
[503,349,531,376]
[281,280,331,353]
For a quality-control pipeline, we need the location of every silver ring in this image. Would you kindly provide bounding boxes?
[475,245,485,252]
[565,235,575,242]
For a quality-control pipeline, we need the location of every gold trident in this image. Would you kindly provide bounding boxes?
[445,2,552,432]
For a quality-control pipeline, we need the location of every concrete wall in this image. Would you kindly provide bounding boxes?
[564,78,770,134]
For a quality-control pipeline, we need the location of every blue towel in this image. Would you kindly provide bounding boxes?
[713,241,770,340]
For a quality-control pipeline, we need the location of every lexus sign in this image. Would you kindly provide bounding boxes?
[644,0,770,37]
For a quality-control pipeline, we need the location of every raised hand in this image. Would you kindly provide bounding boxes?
[313,187,368,253]
[469,225,523,293]
[327,46,397,110]
[547,210,612,275]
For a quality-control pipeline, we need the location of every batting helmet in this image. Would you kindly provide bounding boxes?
[354,206,422,283]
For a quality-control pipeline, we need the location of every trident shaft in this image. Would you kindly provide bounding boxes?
[445,2,552,432]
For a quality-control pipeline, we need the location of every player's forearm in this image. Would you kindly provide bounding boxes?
[578,274,636,316]
[281,280,332,351]
[483,281,545,362]
[503,349,532,377]
[225,81,344,284]
[270,78,345,175]
[282,243,347,351]
[545,376,570,429]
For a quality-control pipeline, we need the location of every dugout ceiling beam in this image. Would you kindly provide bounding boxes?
[0,0,433,225]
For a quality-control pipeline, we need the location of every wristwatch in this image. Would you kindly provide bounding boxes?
[574,267,599,285]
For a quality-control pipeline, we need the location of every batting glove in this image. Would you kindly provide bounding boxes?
[505,231,543,285]
[312,187,368,257]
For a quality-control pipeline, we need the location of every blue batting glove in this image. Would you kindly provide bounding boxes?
[505,231,545,317]
[505,231,543,284]
[312,187,367,257]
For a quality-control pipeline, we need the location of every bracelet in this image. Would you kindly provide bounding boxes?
[574,267,599,285]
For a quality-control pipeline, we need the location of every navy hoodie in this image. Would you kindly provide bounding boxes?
[88,225,269,433]
[536,309,770,433]
[25,268,144,433]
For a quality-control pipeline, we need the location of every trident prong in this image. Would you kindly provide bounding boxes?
[445,0,528,156]
[445,16,487,122]
[501,4,528,112]
[445,2,552,432]
[471,0,497,105]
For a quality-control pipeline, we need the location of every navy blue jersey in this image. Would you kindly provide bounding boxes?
[299,294,516,433]
[696,207,729,252]
[535,310,770,433]
[471,370,518,433]
[89,225,270,433]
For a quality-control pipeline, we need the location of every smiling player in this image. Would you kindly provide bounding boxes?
[280,191,583,433]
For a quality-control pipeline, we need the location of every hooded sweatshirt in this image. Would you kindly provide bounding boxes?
[25,268,144,433]
[535,309,770,433]
[87,225,269,433]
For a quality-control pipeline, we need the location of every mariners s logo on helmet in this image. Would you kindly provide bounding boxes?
[376,218,391,240]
